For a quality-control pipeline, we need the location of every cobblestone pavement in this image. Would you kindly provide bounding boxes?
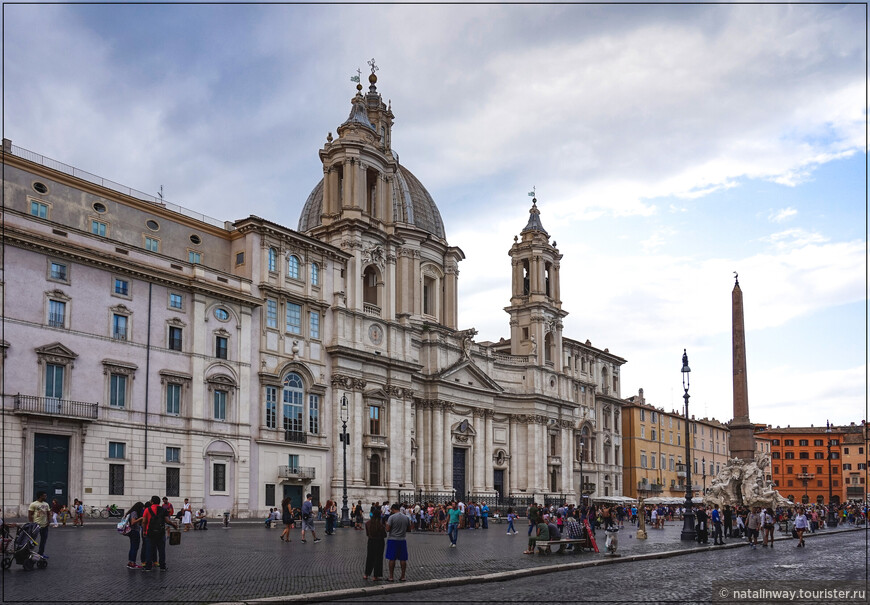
[0,517,863,604]
[339,529,869,605]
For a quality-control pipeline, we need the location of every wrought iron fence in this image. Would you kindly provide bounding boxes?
[14,394,98,419]
[284,430,307,444]
[398,492,455,505]
[543,493,571,507]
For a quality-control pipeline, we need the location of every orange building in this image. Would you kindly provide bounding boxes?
[841,423,869,502]
[756,424,849,505]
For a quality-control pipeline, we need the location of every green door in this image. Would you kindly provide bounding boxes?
[283,485,303,511]
[34,433,70,506]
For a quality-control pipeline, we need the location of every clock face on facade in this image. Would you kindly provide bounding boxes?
[368,324,383,345]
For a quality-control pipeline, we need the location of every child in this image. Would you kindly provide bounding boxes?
[506,508,518,535]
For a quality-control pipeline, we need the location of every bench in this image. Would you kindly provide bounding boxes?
[534,538,592,554]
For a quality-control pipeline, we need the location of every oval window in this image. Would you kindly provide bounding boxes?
[33,182,48,194]
[190,234,202,245]
[93,202,107,213]
[214,308,229,321]
[146,219,160,231]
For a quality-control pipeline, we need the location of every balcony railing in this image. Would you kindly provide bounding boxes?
[278,465,316,480]
[48,314,65,328]
[14,394,98,420]
[363,434,388,448]
[548,455,562,466]
[363,303,381,317]
[580,481,596,495]
[638,482,664,493]
[284,430,307,444]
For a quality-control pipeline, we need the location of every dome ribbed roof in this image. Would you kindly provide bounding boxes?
[297,164,446,240]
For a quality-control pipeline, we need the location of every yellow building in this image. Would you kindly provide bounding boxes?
[622,389,731,500]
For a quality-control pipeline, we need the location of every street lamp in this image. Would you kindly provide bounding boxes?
[680,349,697,541]
[702,456,706,496]
[339,393,351,527]
[826,421,837,527]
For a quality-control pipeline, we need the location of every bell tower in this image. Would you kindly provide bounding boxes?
[505,197,567,365]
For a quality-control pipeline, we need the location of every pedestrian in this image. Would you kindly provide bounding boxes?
[723,505,733,539]
[794,507,809,547]
[523,515,549,555]
[300,493,321,543]
[354,500,364,530]
[446,501,461,547]
[761,507,775,548]
[736,510,745,538]
[181,498,193,532]
[527,502,539,536]
[384,503,410,581]
[50,499,61,528]
[506,507,518,535]
[747,507,761,549]
[196,509,209,530]
[280,497,293,542]
[363,510,387,581]
[711,504,724,545]
[125,501,145,569]
[480,502,490,529]
[28,491,51,558]
[162,497,174,518]
[59,504,69,526]
[142,495,178,571]
[73,499,84,527]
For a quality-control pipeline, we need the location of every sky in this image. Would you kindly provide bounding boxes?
[4,4,866,429]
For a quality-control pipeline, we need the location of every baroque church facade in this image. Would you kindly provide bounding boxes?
[1,70,625,516]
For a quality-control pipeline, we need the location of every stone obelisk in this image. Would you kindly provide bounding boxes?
[729,274,756,461]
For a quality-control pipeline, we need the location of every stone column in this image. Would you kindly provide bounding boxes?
[730,277,756,461]
[432,403,443,489]
[485,411,494,491]
[552,263,561,303]
[527,418,538,492]
[442,404,453,493]
[473,411,485,493]
[509,415,519,494]
[353,391,364,483]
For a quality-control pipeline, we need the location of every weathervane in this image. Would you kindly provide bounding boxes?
[528,186,536,203]
[733,271,739,285]
[350,68,362,92]
[368,58,379,75]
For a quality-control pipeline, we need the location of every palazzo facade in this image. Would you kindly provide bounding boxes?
[1,71,625,516]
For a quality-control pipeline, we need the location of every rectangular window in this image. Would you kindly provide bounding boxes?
[784,439,794,446]
[288,454,300,470]
[114,278,129,296]
[235,252,245,266]
[787,479,793,487]
[166,447,181,463]
[91,220,107,237]
[109,464,125,495]
[265,484,276,507]
[640,453,647,469]
[110,373,127,408]
[112,314,128,340]
[814,452,824,459]
[145,237,159,252]
[651,455,656,470]
[45,363,64,399]
[799,439,809,446]
[285,302,302,334]
[785,452,795,459]
[189,251,202,264]
[166,383,181,415]
[799,452,809,459]
[283,388,303,434]
[859,463,867,471]
[640,426,645,439]
[169,293,183,309]
[214,390,227,421]
[215,336,228,359]
[309,394,320,434]
[310,311,320,340]
[213,463,226,492]
[49,262,68,282]
[48,300,66,328]
[661,454,666,470]
[651,429,656,441]
[31,200,48,218]
[843,463,852,470]
[166,467,180,498]
[639,409,645,421]
[168,326,183,351]
[787,466,793,474]
[265,386,277,429]
[815,439,824,447]
[108,442,125,459]
[369,405,381,435]
[266,299,278,329]
[310,263,319,286]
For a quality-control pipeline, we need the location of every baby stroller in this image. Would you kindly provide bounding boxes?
[1,524,14,569]
[12,523,47,570]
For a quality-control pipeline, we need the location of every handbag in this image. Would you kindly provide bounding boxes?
[168,529,181,545]
[791,528,799,539]
[117,515,132,535]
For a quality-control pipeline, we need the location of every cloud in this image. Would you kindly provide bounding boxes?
[760,229,829,250]
[768,208,798,222]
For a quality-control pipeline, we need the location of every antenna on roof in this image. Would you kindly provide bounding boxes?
[158,185,164,202]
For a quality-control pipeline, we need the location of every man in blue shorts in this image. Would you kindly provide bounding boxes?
[384,503,410,581]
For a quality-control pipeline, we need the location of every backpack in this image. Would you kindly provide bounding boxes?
[145,505,166,537]
[117,513,132,535]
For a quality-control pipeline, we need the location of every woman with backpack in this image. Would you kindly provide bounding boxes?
[125,502,145,569]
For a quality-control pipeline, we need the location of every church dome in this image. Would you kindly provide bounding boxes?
[297,164,446,240]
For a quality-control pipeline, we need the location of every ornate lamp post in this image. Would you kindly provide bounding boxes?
[702,456,707,496]
[339,393,351,527]
[826,421,837,527]
[680,349,697,541]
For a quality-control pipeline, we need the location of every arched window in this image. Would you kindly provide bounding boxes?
[268,248,278,272]
[310,263,319,286]
[522,260,530,295]
[544,332,553,363]
[287,255,300,280]
[282,373,304,434]
[369,455,381,486]
[363,266,379,306]
[545,262,551,297]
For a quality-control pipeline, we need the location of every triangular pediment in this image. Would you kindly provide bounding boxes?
[363,387,390,400]
[35,342,78,360]
[436,359,503,392]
